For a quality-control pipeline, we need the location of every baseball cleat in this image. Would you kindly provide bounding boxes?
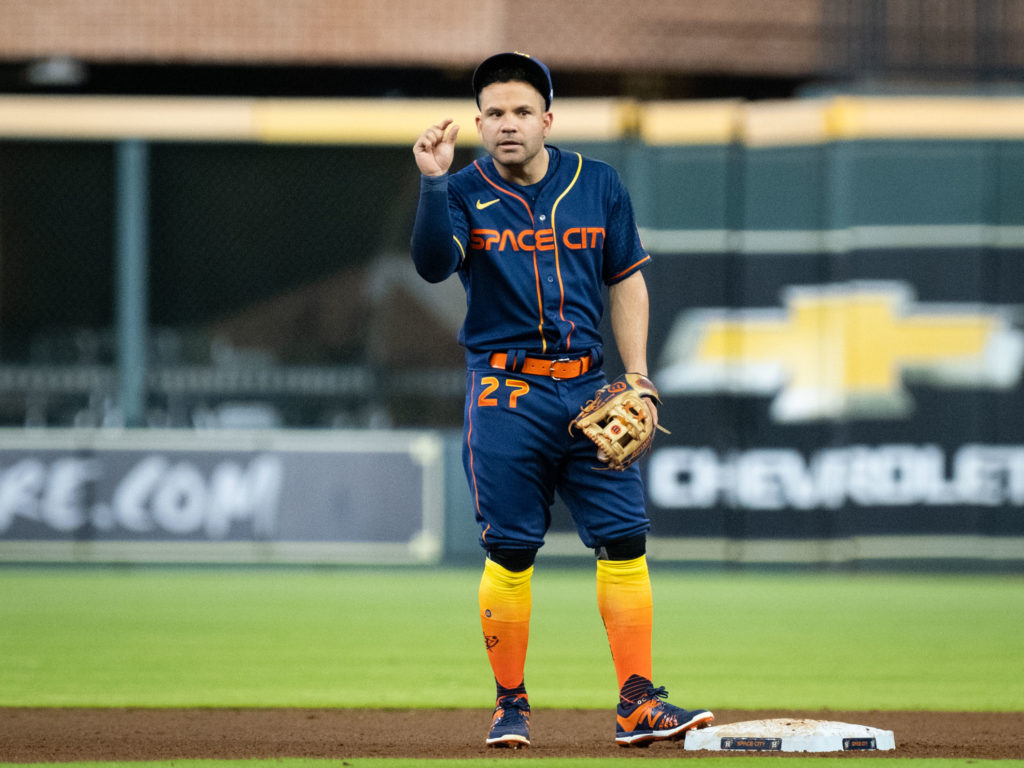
[615,675,713,747]
[486,694,531,748]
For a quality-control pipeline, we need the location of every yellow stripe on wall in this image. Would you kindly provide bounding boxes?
[639,100,744,145]
[0,96,255,140]
[251,98,482,145]
[1,95,1024,146]
[825,96,1024,140]
[251,97,632,145]
[641,96,1024,146]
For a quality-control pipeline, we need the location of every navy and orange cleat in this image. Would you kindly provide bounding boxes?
[486,694,531,748]
[615,675,713,747]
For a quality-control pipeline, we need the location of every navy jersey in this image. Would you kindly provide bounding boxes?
[412,146,650,355]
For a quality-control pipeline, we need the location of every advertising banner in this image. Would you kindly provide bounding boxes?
[0,430,444,564]
[634,242,1024,565]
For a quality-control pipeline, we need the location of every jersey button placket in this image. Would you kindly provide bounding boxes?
[537,251,558,347]
[536,206,562,346]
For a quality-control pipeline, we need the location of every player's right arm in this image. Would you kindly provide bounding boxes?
[411,119,466,283]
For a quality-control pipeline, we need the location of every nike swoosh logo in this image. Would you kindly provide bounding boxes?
[476,198,500,210]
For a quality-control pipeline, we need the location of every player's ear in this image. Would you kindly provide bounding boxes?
[543,111,553,137]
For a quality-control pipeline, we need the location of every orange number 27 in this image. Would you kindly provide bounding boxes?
[477,377,530,408]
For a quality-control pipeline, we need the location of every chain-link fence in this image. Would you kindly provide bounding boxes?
[0,139,474,429]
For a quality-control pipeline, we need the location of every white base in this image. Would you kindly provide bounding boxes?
[683,718,895,752]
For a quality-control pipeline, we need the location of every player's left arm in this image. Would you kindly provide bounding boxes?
[609,270,649,375]
[608,270,659,429]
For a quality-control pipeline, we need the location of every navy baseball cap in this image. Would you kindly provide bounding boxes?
[473,51,553,110]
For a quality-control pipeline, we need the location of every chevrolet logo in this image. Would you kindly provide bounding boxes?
[656,281,1024,422]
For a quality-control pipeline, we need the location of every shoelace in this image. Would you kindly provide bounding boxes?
[497,696,530,717]
[641,686,669,704]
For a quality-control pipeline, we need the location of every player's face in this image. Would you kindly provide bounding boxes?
[476,81,552,181]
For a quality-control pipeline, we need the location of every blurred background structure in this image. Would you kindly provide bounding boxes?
[0,0,1021,430]
[2,0,1022,98]
[0,1,1023,566]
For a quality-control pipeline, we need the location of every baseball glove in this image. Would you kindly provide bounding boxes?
[569,372,669,470]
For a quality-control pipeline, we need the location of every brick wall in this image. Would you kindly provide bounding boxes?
[0,0,823,76]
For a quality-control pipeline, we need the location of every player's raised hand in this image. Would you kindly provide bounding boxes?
[414,119,459,177]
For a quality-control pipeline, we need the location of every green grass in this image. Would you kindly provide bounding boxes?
[3,760,1024,768]
[1,567,1022,711]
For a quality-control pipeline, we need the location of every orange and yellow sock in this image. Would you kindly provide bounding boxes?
[596,554,653,691]
[479,557,533,696]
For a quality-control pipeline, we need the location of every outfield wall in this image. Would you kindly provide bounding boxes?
[0,95,1023,567]
[0,429,446,565]
[616,98,1024,567]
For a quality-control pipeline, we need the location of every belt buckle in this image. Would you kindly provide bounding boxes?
[550,357,574,380]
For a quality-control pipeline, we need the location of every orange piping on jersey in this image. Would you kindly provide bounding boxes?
[609,254,651,282]
[532,249,546,352]
[474,161,533,223]
[473,160,548,353]
[467,373,483,518]
[549,153,583,350]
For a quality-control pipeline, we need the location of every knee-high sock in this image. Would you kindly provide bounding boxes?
[479,558,533,695]
[596,555,653,690]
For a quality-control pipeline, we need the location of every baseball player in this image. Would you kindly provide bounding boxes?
[410,52,713,748]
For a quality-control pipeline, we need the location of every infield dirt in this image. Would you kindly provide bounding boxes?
[1,708,1022,761]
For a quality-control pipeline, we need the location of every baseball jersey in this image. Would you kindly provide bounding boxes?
[411,146,650,356]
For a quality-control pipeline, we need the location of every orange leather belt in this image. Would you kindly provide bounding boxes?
[489,352,593,380]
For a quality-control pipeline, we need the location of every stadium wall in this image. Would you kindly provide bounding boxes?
[0,95,1022,568]
[0,0,821,75]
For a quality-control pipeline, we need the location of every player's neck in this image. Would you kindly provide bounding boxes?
[492,147,550,187]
